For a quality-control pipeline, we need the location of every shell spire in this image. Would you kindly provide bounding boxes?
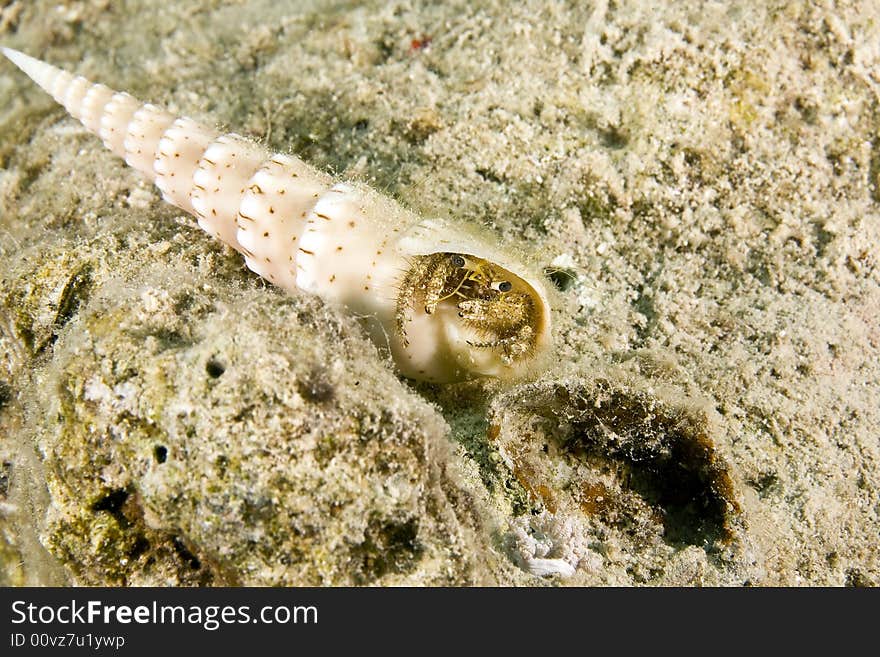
[2,47,553,383]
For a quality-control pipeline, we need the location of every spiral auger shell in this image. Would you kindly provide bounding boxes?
[2,47,553,382]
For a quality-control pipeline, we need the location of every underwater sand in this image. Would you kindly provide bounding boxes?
[0,0,877,585]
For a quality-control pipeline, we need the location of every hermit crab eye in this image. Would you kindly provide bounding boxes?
[492,281,512,292]
[451,254,466,268]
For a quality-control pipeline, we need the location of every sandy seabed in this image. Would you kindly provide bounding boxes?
[0,0,877,586]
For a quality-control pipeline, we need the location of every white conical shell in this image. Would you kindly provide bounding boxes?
[2,47,553,383]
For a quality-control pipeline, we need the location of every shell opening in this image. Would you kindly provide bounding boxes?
[394,252,550,381]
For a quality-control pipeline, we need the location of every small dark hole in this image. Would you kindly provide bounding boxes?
[296,367,335,403]
[91,488,129,514]
[546,268,577,292]
[172,536,201,571]
[205,359,225,378]
[0,380,11,411]
[129,535,150,559]
[154,445,168,464]
[0,461,11,498]
[599,125,628,149]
